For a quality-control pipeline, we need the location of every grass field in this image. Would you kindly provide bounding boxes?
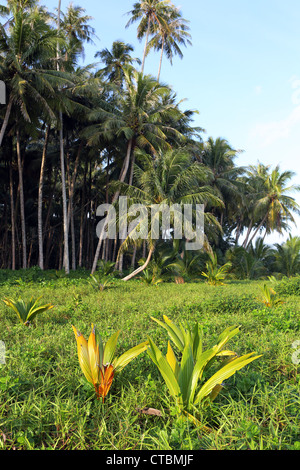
[0,268,299,450]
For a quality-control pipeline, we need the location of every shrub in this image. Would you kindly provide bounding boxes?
[275,276,300,296]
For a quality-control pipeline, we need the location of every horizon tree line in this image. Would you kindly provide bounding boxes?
[0,0,299,277]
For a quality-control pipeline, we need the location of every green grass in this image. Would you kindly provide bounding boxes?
[0,269,299,450]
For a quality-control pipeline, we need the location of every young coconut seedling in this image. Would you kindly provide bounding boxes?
[258,284,284,308]
[3,296,54,326]
[147,315,262,422]
[72,324,148,402]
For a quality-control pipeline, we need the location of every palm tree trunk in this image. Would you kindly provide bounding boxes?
[131,246,137,268]
[141,16,151,75]
[59,116,70,274]
[79,158,88,267]
[91,138,133,274]
[157,35,165,81]
[9,158,15,270]
[242,220,253,248]
[67,142,82,270]
[57,0,69,274]
[246,213,268,249]
[0,96,13,147]
[16,127,26,269]
[122,245,155,281]
[38,125,50,270]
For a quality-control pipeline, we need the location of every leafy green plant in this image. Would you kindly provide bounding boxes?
[88,273,114,291]
[275,275,300,296]
[201,251,231,285]
[147,315,261,422]
[2,296,54,326]
[140,268,164,286]
[96,260,116,277]
[258,284,284,307]
[72,324,148,402]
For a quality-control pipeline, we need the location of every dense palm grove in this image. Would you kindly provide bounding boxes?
[0,0,300,279]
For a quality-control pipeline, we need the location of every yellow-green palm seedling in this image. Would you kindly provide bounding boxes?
[72,324,148,402]
[148,315,261,422]
[201,252,231,286]
[258,284,284,308]
[3,296,54,326]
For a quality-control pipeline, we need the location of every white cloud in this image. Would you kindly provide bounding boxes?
[250,105,300,147]
[254,85,262,96]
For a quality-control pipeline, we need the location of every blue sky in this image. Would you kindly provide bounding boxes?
[45,0,300,244]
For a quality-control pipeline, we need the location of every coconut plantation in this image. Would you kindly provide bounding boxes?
[0,0,299,453]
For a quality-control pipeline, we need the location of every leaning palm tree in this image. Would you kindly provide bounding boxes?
[114,148,223,281]
[125,0,173,75]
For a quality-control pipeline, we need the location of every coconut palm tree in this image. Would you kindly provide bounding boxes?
[95,41,141,87]
[0,3,68,268]
[114,148,223,281]
[200,137,245,231]
[147,6,192,81]
[86,66,187,273]
[59,3,96,67]
[125,0,172,75]
[55,0,97,273]
[273,234,300,277]
[243,164,300,249]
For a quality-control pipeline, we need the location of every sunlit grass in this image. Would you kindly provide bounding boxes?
[0,269,299,450]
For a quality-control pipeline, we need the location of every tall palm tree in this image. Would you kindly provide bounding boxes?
[56,0,96,273]
[95,41,141,86]
[0,3,64,147]
[0,3,67,268]
[115,148,223,281]
[147,6,192,80]
[59,3,96,66]
[125,0,172,75]
[87,66,187,273]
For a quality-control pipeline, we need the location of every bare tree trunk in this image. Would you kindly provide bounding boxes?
[16,127,26,269]
[246,213,268,249]
[57,0,69,274]
[122,245,155,281]
[59,116,69,273]
[242,221,253,248]
[0,96,13,147]
[67,142,82,270]
[9,159,15,270]
[38,125,50,270]
[157,35,165,81]
[141,16,151,75]
[131,246,137,268]
[79,159,87,267]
